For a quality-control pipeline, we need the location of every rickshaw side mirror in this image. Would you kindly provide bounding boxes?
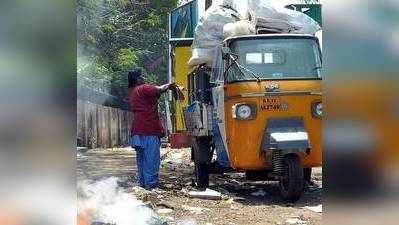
[221,47,231,60]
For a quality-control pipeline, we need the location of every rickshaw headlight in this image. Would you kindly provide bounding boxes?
[232,104,256,120]
[312,101,322,118]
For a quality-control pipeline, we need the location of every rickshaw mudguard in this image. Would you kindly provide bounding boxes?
[260,117,310,153]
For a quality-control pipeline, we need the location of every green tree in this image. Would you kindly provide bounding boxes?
[77,0,177,110]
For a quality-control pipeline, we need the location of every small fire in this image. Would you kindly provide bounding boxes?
[0,210,24,225]
[77,213,91,225]
[77,200,95,225]
[77,177,158,225]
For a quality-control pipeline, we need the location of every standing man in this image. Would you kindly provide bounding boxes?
[128,69,175,190]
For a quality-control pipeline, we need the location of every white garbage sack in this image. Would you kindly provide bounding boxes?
[188,0,241,66]
[188,48,218,67]
[247,0,321,35]
[188,0,321,67]
[223,20,255,39]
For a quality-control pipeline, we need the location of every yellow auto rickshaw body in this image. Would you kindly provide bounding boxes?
[224,80,322,170]
[220,34,323,170]
[173,46,192,131]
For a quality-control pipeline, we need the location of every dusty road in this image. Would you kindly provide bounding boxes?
[77,147,322,225]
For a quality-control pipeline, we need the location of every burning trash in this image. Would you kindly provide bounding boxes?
[77,177,166,225]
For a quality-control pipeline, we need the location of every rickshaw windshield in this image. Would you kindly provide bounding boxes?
[227,38,322,82]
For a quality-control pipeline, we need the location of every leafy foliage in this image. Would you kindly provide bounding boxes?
[77,0,177,105]
[115,48,138,70]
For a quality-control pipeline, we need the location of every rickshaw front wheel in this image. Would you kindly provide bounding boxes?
[279,154,304,202]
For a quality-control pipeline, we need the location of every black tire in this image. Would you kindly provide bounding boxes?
[304,168,312,183]
[279,154,304,202]
[192,137,212,188]
[194,162,209,189]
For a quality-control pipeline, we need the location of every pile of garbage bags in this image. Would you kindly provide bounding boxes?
[188,0,241,66]
[188,0,321,67]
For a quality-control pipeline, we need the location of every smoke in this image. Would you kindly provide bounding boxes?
[78,177,161,225]
[77,0,115,106]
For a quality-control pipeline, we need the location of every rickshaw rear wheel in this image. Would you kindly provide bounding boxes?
[194,162,209,189]
[304,168,312,183]
[279,154,304,202]
[192,136,212,189]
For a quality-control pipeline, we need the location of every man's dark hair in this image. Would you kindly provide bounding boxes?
[128,69,142,88]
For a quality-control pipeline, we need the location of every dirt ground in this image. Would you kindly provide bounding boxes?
[77,147,322,225]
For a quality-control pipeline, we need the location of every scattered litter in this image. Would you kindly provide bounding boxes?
[77,147,89,153]
[228,173,246,179]
[143,194,160,205]
[154,189,166,194]
[132,186,149,194]
[156,202,175,210]
[285,217,307,225]
[305,205,322,213]
[163,183,177,191]
[188,188,222,200]
[231,179,241,186]
[225,198,234,204]
[78,145,323,225]
[157,208,174,214]
[251,189,267,197]
[216,187,230,194]
[181,205,209,214]
[177,218,198,225]
[232,196,246,201]
[163,151,185,164]
[165,216,174,222]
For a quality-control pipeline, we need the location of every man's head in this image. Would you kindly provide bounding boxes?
[128,69,145,88]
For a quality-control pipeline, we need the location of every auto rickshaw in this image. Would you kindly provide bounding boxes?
[184,34,322,202]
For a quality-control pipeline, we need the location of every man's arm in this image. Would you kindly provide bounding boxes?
[140,83,176,98]
[157,83,176,93]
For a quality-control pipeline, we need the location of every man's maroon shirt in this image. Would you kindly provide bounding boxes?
[129,84,162,136]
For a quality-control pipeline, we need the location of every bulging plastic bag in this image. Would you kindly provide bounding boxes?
[247,0,321,35]
[223,20,255,39]
[188,0,321,67]
[188,1,241,66]
[188,48,216,67]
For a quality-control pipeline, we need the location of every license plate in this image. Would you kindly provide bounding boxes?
[261,97,288,111]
